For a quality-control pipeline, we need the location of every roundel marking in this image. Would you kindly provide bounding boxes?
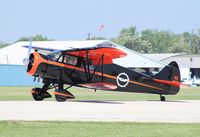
[116,72,129,88]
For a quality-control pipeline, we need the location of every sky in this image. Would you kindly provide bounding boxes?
[0,0,200,43]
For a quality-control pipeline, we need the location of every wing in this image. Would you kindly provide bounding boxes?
[23,44,127,65]
[22,45,61,54]
[65,47,127,65]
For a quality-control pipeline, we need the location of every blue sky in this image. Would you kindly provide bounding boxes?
[0,0,200,42]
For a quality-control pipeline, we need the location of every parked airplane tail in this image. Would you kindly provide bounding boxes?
[153,61,181,94]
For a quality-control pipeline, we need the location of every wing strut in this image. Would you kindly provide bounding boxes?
[101,55,104,82]
[83,51,105,82]
[86,51,91,81]
[90,54,104,82]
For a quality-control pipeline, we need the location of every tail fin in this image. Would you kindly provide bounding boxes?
[153,61,180,94]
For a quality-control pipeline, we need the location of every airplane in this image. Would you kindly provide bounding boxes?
[23,42,181,102]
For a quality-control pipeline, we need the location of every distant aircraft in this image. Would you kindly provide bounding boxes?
[23,42,180,102]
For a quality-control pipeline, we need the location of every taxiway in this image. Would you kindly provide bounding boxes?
[0,100,199,123]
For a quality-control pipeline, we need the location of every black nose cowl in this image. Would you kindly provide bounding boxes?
[27,53,34,72]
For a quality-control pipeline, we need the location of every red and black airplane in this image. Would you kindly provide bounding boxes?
[23,43,180,102]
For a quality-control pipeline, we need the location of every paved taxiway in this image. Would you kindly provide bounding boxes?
[0,100,200,123]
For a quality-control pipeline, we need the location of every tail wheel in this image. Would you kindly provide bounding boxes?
[160,95,166,101]
[54,89,75,102]
[31,88,44,101]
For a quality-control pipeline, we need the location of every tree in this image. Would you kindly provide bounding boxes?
[168,40,190,53]
[16,37,30,41]
[112,26,152,53]
[87,36,106,40]
[190,30,200,54]
[182,32,191,43]
[0,42,10,49]
[16,34,53,42]
[141,29,175,53]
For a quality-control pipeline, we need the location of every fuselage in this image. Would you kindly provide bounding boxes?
[27,52,180,95]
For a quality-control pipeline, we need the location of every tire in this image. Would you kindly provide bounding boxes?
[55,94,67,102]
[31,88,44,101]
[54,89,74,102]
[160,96,166,101]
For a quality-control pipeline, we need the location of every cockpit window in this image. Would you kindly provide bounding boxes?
[64,55,78,66]
[48,52,94,69]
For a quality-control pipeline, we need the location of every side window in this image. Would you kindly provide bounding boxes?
[64,55,78,66]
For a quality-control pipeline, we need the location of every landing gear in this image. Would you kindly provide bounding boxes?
[31,83,52,101]
[31,78,74,102]
[54,89,75,102]
[160,95,166,101]
[31,87,51,101]
[54,79,74,102]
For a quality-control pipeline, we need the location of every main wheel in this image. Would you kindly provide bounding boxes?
[55,95,67,102]
[54,89,75,102]
[54,90,68,102]
[31,88,44,101]
[160,96,166,101]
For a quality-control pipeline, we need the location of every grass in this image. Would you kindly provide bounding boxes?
[0,86,200,101]
[0,121,200,137]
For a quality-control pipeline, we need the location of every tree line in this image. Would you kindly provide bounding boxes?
[90,26,200,54]
[111,26,200,54]
[1,27,200,54]
[0,34,52,49]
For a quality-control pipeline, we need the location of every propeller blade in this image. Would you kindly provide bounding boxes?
[23,37,33,66]
[27,38,32,58]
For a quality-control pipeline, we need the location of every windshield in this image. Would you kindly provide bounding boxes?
[47,52,62,62]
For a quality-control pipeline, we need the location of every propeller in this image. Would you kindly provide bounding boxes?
[22,38,41,82]
[23,38,32,66]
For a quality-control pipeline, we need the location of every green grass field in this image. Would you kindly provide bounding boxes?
[0,86,200,137]
[0,121,200,137]
[0,86,199,101]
